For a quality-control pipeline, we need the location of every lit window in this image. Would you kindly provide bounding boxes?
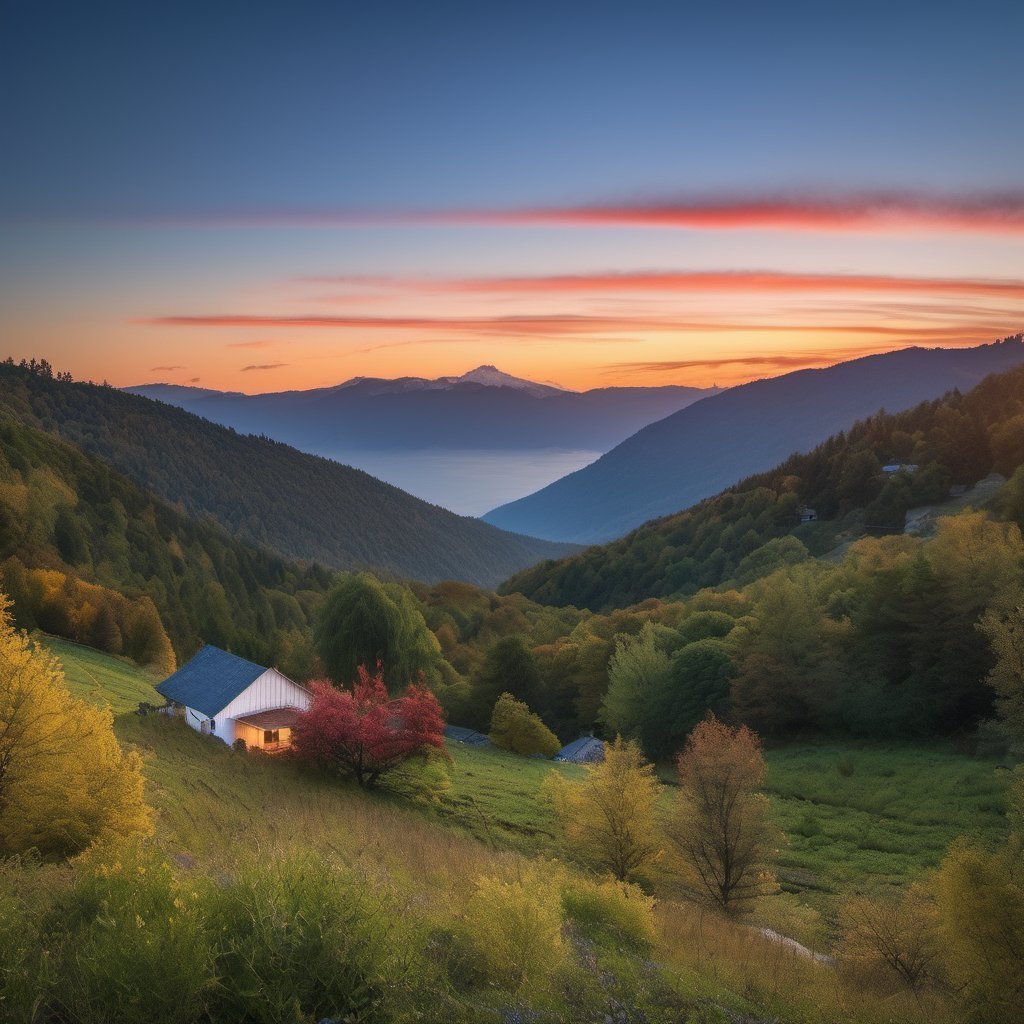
[263,729,280,745]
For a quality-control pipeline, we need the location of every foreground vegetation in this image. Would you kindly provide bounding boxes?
[2,640,1018,1023]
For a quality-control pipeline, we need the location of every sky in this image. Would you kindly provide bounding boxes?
[1,0,1023,393]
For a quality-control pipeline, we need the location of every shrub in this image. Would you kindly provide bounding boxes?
[0,858,54,1024]
[208,852,392,1023]
[465,866,565,990]
[933,836,1024,1021]
[560,876,655,953]
[489,692,560,757]
[49,843,213,1024]
[0,604,151,857]
[838,885,939,991]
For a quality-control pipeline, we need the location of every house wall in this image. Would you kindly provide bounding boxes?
[184,668,310,748]
[183,705,237,746]
[217,668,311,723]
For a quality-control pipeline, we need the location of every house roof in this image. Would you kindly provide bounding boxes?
[156,645,268,719]
[554,736,606,763]
[234,707,303,730]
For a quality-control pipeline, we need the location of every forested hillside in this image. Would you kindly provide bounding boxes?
[0,361,574,587]
[484,336,1024,542]
[0,411,335,674]
[503,361,1024,612]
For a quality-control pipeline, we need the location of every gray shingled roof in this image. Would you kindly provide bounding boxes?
[554,736,606,763]
[156,645,267,719]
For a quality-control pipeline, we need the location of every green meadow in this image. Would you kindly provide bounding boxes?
[47,637,1012,914]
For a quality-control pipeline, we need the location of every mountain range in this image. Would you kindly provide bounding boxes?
[127,368,715,454]
[0,365,575,587]
[483,337,1024,543]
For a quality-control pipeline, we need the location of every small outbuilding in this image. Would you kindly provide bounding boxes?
[156,645,310,752]
[554,736,606,764]
[444,725,492,747]
[798,507,817,523]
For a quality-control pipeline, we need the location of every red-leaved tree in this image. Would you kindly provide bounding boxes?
[291,664,446,788]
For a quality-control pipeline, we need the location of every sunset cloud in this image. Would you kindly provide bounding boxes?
[150,364,185,371]
[605,346,904,376]
[68,191,1024,235]
[136,313,1011,353]
[241,362,289,371]
[306,269,1024,299]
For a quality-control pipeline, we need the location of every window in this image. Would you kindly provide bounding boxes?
[263,729,280,746]
[209,719,216,732]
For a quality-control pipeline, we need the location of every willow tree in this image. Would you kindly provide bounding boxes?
[314,573,443,692]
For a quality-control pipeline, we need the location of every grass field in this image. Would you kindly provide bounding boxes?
[33,636,1010,1023]
[39,634,160,714]
[48,639,1014,906]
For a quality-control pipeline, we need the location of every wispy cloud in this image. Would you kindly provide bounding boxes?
[305,269,1024,299]
[226,340,277,349]
[137,312,1007,344]
[62,191,1024,234]
[150,364,185,371]
[241,362,289,371]
[606,346,900,376]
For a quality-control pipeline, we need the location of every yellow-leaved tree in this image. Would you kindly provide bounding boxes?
[489,692,560,757]
[932,771,1024,1022]
[544,736,662,882]
[0,599,151,857]
[666,715,780,915]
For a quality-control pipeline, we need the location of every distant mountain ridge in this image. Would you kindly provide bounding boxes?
[483,337,1024,543]
[0,364,577,587]
[125,367,717,453]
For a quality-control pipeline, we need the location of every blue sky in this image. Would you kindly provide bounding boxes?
[2,0,1022,390]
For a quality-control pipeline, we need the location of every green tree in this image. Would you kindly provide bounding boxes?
[314,573,442,691]
[600,623,671,739]
[468,635,542,728]
[640,638,734,760]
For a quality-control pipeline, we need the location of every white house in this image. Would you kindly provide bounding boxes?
[156,645,311,752]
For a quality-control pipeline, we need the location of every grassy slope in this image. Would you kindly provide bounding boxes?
[40,635,161,714]
[45,638,1011,1022]
[50,639,1012,905]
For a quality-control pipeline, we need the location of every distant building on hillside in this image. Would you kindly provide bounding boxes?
[156,645,310,753]
[882,463,919,474]
[798,507,817,523]
[554,736,606,764]
[444,725,492,747]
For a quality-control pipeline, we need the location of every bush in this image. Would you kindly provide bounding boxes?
[0,858,54,1024]
[560,876,655,953]
[489,692,560,757]
[49,843,213,1024]
[465,866,565,990]
[208,852,392,1023]
[838,885,939,991]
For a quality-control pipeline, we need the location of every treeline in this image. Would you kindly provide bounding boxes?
[503,358,1024,612]
[0,414,334,674]
[0,359,572,588]
[409,500,1024,752]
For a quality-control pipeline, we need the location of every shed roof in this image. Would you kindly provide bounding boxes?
[444,725,492,747]
[554,736,606,763]
[156,645,268,719]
